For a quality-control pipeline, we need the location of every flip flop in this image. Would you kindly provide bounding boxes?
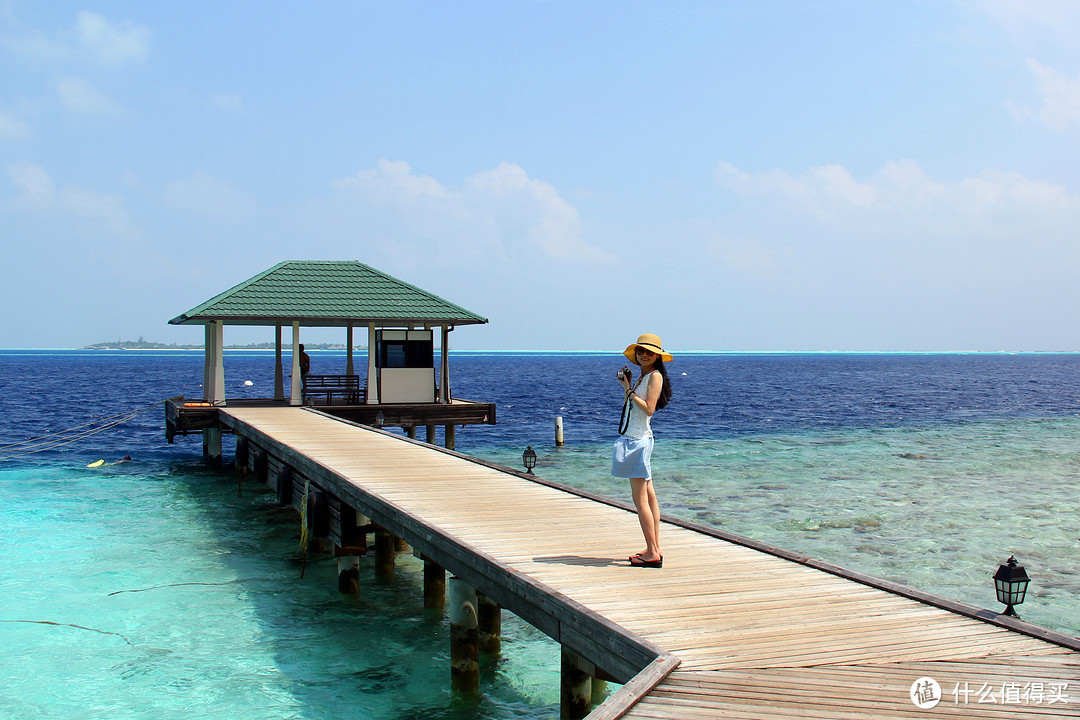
[629,555,663,568]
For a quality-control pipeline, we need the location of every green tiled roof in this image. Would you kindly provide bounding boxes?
[169,261,487,327]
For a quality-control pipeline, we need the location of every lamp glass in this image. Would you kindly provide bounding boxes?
[993,556,1030,607]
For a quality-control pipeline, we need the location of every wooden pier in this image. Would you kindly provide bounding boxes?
[206,405,1079,718]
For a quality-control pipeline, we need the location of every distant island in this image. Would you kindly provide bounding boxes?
[84,337,365,351]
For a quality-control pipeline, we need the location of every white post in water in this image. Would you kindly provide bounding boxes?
[274,325,284,401]
[202,320,225,464]
[448,577,479,693]
[555,416,565,446]
[290,321,302,406]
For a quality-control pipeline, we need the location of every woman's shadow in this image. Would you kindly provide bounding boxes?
[531,555,621,567]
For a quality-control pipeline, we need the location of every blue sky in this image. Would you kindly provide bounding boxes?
[3,1,1080,351]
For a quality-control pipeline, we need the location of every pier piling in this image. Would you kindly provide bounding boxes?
[202,427,222,466]
[477,593,501,655]
[336,551,360,595]
[374,530,395,580]
[560,647,594,720]
[423,557,445,609]
[448,576,479,693]
[235,436,249,477]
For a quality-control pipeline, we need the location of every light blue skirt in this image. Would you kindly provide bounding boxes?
[612,435,654,479]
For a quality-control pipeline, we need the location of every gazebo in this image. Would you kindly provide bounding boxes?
[165,260,494,455]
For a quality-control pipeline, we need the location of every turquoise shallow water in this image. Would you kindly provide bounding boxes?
[0,462,560,720]
[472,416,1080,637]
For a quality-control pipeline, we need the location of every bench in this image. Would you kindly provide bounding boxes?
[302,374,364,405]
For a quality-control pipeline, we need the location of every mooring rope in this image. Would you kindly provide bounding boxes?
[0,397,179,461]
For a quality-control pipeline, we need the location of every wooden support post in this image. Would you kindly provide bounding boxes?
[336,550,360,595]
[448,576,479,693]
[445,424,456,450]
[561,647,594,720]
[426,425,436,444]
[406,425,417,440]
[235,436,249,477]
[203,427,222,466]
[477,593,501,655]
[394,536,410,553]
[356,513,369,554]
[374,530,395,580]
[423,557,445,609]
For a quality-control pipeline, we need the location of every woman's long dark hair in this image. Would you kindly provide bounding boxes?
[653,358,672,410]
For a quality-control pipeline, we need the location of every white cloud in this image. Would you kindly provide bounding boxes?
[0,107,29,140]
[715,161,877,219]
[327,159,607,264]
[715,159,1079,220]
[1025,59,1080,132]
[6,161,135,236]
[212,93,246,113]
[1,10,150,66]
[338,159,452,204]
[75,11,150,66]
[164,172,256,221]
[713,158,1080,290]
[462,162,594,260]
[707,158,1080,349]
[54,77,122,116]
[8,160,54,204]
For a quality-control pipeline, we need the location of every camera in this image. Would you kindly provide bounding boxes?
[618,366,632,383]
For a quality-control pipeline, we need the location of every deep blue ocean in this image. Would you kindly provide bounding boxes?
[2,350,1079,719]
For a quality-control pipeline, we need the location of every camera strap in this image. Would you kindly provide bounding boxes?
[618,375,644,435]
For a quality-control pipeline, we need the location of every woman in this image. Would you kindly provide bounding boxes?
[612,333,673,568]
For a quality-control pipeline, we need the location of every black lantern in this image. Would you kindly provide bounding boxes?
[522,446,537,474]
[993,555,1030,617]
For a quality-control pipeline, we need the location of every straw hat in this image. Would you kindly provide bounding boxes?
[623,333,674,364]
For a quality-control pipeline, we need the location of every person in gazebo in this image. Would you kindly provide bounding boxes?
[299,344,311,378]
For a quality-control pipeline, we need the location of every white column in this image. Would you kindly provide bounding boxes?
[367,323,378,404]
[274,325,284,401]
[206,321,225,405]
[440,326,451,403]
[346,325,354,376]
[203,324,212,402]
[290,321,302,406]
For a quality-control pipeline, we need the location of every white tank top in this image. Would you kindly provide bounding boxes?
[621,370,655,440]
